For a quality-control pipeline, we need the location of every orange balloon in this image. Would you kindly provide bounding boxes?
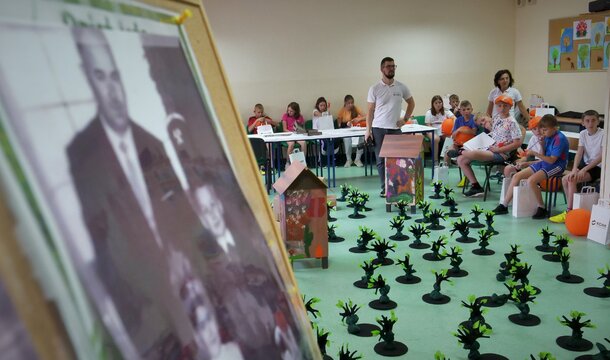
[454,126,475,146]
[565,208,591,236]
[529,109,536,117]
[540,179,562,192]
[441,117,455,137]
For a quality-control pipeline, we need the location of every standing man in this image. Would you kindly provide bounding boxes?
[364,57,415,197]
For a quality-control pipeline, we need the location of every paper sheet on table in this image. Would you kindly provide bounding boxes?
[462,133,495,151]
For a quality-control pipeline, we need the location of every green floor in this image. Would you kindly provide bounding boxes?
[285,164,610,359]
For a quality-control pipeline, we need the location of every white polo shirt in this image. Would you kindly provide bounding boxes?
[367,80,412,129]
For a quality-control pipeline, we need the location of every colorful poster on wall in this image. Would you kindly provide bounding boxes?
[577,43,591,70]
[560,28,573,53]
[591,22,605,49]
[574,19,592,40]
[0,1,316,359]
[604,41,610,69]
[548,45,561,71]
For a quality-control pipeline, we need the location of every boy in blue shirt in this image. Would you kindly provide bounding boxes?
[494,114,569,219]
[444,100,477,162]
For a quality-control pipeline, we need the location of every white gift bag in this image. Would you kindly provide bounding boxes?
[587,199,610,245]
[499,174,513,205]
[512,180,538,217]
[440,137,453,157]
[289,148,306,165]
[433,163,449,184]
[573,186,600,211]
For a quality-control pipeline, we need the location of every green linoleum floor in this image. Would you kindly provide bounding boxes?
[282,164,610,359]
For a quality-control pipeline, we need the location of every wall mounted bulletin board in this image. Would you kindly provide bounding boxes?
[548,11,610,72]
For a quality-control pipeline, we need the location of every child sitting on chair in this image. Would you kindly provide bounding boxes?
[503,116,544,178]
[444,100,476,166]
[247,103,278,134]
[458,95,523,197]
[337,94,366,167]
[550,110,604,223]
[282,102,307,161]
[494,114,569,219]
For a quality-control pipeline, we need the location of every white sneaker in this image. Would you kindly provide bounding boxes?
[344,160,353,168]
[354,159,364,167]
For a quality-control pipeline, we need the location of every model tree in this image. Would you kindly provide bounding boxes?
[556,248,584,284]
[395,199,412,220]
[583,265,610,298]
[577,337,609,359]
[461,295,491,329]
[368,274,397,310]
[434,351,449,360]
[349,226,377,253]
[315,325,333,360]
[509,262,540,294]
[302,295,321,321]
[451,218,476,243]
[484,211,498,235]
[338,344,362,360]
[441,186,455,206]
[347,195,366,219]
[508,283,541,326]
[423,235,447,261]
[409,223,431,249]
[422,269,453,304]
[472,229,495,256]
[361,192,372,211]
[445,246,468,277]
[337,184,351,202]
[395,253,421,284]
[415,200,432,224]
[454,321,503,360]
[529,352,556,360]
[543,234,572,262]
[328,224,345,243]
[478,282,515,309]
[430,181,444,199]
[556,311,595,351]
[446,196,462,217]
[469,205,485,228]
[372,311,408,356]
[346,188,360,208]
[427,208,447,230]
[388,216,409,241]
[353,258,380,289]
[327,201,337,222]
[536,226,556,253]
[497,245,522,282]
[337,299,361,334]
[369,238,397,266]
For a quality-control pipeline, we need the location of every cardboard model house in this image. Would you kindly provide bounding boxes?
[273,161,329,268]
[380,134,424,206]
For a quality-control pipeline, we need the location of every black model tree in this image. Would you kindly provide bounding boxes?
[423,235,448,261]
[427,208,447,231]
[338,344,363,360]
[415,200,432,224]
[478,282,516,309]
[368,274,397,310]
[451,218,476,243]
[484,211,499,235]
[328,224,345,243]
[497,244,522,282]
[336,299,379,337]
[395,253,421,284]
[409,223,431,249]
[509,262,541,294]
[461,295,491,330]
[422,269,453,304]
[469,205,486,228]
[508,283,541,326]
[472,229,495,256]
[536,226,556,253]
[556,248,584,284]
[361,193,373,212]
[372,311,408,356]
[395,199,412,220]
[346,188,360,208]
[430,181,444,199]
[349,226,377,254]
[434,351,450,360]
[315,325,334,360]
[529,352,556,360]
[347,195,366,219]
[388,216,409,241]
[441,186,455,206]
[556,311,595,352]
[370,238,397,266]
[583,264,610,298]
[543,234,572,262]
[445,246,468,277]
[353,258,380,289]
[302,295,321,321]
[337,184,351,202]
[574,337,610,360]
[446,196,462,217]
[327,201,337,222]
[454,321,507,360]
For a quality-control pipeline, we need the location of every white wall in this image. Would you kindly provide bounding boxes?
[515,0,607,113]
[203,0,515,122]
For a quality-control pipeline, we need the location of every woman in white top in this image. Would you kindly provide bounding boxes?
[425,95,453,161]
[486,69,530,125]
